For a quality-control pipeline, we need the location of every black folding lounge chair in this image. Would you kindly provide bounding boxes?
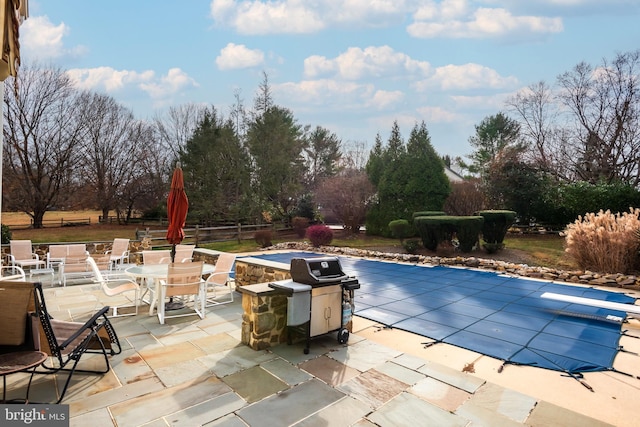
[31,282,122,403]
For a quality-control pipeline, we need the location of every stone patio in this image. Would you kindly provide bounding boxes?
[3,274,638,426]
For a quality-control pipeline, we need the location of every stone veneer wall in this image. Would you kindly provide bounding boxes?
[235,258,293,350]
[235,259,291,287]
[2,239,224,266]
[240,289,289,350]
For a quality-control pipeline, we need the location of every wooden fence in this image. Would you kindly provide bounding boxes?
[8,218,92,230]
[135,223,275,246]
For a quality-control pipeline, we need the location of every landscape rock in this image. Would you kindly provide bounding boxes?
[267,242,640,290]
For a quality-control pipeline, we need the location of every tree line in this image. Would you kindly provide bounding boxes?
[2,67,357,228]
[4,49,640,233]
[452,49,640,229]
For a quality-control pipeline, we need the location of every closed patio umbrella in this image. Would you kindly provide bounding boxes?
[166,162,189,261]
[165,162,189,310]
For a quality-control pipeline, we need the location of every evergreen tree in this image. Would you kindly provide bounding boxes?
[465,112,523,176]
[365,121,450,236]
[179,108,251,223]
[365,133,384,187]
[246,105,305,221]
[403,121,450,213]
[303,126,342,193]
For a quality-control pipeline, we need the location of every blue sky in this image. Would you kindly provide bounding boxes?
[19,0,640,158]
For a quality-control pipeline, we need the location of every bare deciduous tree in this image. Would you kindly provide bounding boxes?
[153,102,208,160]
[77,92,149,223]
[509,50,640,185]
[316,169,374,234]
[3,63,86,228]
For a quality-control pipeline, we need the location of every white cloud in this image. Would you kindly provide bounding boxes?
[408,4,563,39]
[416,105,460,123]
[20,15,86,59]
[366,90,405,110]
[66,67,154,91]
[216,43,265,70]
[304,46,430,80]
[66,67,198,101]
[139,68,199,99]
[209,0,409,34]
[210,0,325,35]
[415,63,519,91]
[451,92,512,111]
[276,79,369,107]
[209,1,568,38]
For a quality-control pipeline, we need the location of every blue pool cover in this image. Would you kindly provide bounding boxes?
[244,252,636,374]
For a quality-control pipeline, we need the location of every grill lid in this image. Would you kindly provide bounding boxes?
[290,257,349,284]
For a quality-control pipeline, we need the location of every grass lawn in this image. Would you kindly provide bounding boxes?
[4,210,574,270]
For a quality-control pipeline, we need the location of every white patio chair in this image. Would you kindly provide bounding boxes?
[87,256,140,317]
[139,250,171,304]
[106,238,130,269]
[0,265,26,281]
[206,253,236,307]
[157,261,206,324]
[142,250,172,265]
[8,240,45,270]
[174,244,195,263]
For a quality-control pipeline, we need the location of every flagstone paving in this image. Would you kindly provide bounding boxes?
[2,280,631,426]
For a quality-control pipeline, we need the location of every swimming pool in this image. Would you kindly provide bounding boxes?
[243,251,635,374]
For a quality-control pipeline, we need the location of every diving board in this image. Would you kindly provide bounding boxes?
[541,292,640,315]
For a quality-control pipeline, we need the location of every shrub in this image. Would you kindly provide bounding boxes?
[1,224,11,244]
[292,216,309,238]
[402,238,421,254]
[475,210,516,253]
[565,208,640,274]
[254,230,273,248]
[412,211,446,219]
[414,215,483,253]
[388,219,413,241]
[306,224,334,247]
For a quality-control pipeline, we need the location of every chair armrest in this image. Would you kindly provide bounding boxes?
[206,271,232,279]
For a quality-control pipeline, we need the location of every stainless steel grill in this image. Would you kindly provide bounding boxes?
[269,256,359,353]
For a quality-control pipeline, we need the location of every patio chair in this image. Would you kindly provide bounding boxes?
[0,265,26,281]
[1,281,122,403]
[140,250,171,303]
[174,244,195,263]
[157,261,206,324]
[87,257,140,317]
[0,280,38,353]
[205,253,236,307]
[106,238,130,269]
[142,250,172,265]
[8,240,45,270]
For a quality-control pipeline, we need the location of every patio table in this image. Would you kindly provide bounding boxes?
[0,351,48,403]
[125,263,216,315]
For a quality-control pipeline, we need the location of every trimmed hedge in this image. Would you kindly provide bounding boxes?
[412,211,446,219]
[414,215,484,253]
[475,210,516,253]
[388,219,413,240]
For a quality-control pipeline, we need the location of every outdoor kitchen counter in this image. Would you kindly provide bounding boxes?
[238,280,292,350]
[236,282,285,297]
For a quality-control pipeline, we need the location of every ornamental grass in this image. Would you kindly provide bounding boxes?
[565,208,640,274]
